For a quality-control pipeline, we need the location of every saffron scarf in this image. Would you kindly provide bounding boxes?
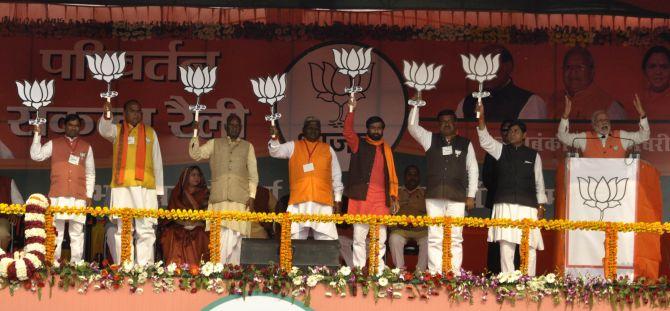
[364,136,399,198]
[115,122,147,185]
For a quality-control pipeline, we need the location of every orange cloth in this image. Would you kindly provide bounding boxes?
[347,147,388,215]
[363,136,399,199]
[116,122,147,184]
[288,140,334,206]
[583,130,626,158]
[553,159,662,279]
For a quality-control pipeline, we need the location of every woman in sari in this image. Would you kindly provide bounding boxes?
[160,166,210,265]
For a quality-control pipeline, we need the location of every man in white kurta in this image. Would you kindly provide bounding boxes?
[476,104,547,276]
[30,114,94,263]
[99,100,163,265]
[268,117,343,240]
[408,106,478,275]
[190,114,258,265]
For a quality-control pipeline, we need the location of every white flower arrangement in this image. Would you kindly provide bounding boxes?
[338,266,351,277]
[378,277,389,287]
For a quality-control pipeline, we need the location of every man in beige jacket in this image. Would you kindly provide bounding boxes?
[189,114,258,264]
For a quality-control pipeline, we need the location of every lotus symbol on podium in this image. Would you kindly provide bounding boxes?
[577,176,628,221]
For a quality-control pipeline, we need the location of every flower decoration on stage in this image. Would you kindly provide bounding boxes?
[577,177,628,221]
[251,73,286,126]
[179,65,217,137]
[403,61,443,107]
[15,80,54,125]
[460,53,500,118]
[0,194,48,282]
[332,47,373,100]
[85,52,126,119]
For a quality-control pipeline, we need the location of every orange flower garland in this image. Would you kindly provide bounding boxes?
[603,223,618,279]
[442,217,452,274]
[368,222,380,275]
[120,213,133,263]
[44,210,56,265]
[208,217,222,263]
[520,222,530,275]
[279,213,292,271]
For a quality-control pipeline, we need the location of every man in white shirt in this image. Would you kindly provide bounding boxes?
[557,95,649,157]
[408,106,479,275]
[98,100,163,265]
[31,114,94,263]
[475,104,547,276]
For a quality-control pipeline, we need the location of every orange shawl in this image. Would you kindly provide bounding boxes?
[364,136,399,198]
[115,122,147,185]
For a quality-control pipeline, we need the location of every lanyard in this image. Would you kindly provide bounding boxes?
[302,140,319,162]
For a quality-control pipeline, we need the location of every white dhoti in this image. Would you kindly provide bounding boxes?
[488,203,544,276]
[287,202,338,240]
[426,199,465,275]
[352,223,387,275]
[207,201,250,265]
[338,235,354,267]
[109,186,158,266]
[50,197,87,263]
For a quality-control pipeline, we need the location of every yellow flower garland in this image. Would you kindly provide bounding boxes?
[519,222,530,275]
[208,217,222,263]
[2,203,669,276]
[442,217,452,274]
[279,213,292,271]
[368,222,380,275]
[603,223,619,279]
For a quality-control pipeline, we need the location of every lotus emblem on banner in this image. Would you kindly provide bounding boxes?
[577,176,628,221]
[309,62,373,127]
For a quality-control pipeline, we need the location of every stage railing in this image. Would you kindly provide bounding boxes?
[1,203,667,278]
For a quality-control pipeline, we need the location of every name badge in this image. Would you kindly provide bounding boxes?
[303,163,315,172]
[68,154,80,165]
[442,146,453,156]
[127,136,135,145]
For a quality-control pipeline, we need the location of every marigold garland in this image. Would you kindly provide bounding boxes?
[368,222,380,275]
[44,210,56,265]
[520,222,531,275]
[279,213,292,271]
[603,223,619,280]
[208,217,222,263]
[442,217,452,274]
[120,214,133,263]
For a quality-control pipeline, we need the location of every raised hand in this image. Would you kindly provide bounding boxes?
[348,96,357,113]
[633,93,646,118]
[562,95,572,119]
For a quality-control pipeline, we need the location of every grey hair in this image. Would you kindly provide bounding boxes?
[591,110,608,124]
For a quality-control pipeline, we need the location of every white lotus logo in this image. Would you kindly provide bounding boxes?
[403,61,442,92]
[460,53,500,83]
[251,73,287,105]
[85,52,126,83]
[15,79,54,125]
[179,66,217,96]
[333,47,373,78]
[577,176,628,220]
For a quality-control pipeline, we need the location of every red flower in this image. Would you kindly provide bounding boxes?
[445,271,454,281]
[190,288,198,294]
[22,281,32,290]
[102,259,110,267]
[403,272,413,281]
[101,270,109,278]
[112,283,120,290]
[189,265,200,276]
[110,265,119,272]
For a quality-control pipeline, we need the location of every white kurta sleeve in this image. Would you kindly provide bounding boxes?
[85,146,95,199]
[189,137,214,161]
[10,179,24,204]
[619,117,651,150]
[247,143,259,199]
[98,116,117,143]
[268,139,294,159]
[534,153,547,204]
[0,139,14,159]
[407,106,432,151]
[329,147,343,202]
[456,98,465,119]
[465,142,479,198]
[152,131,164,196]
[476,127,503,160]
[556,118,587,151]
[29,134,52,162]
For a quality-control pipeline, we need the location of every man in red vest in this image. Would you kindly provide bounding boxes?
[31,114,94,263]
[557,95,649,157]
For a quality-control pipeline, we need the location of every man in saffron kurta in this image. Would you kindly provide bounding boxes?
[31,114,95,263]
[343,99,398,274]
[408,107,479,275]
[99,100,164,265]
[268,117,343,240]
[190,114,258,265]
[557,95,650,157]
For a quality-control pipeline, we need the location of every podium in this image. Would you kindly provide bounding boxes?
[553,157,662,279]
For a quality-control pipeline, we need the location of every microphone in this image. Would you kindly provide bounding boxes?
[609,134,640,158]
[570,133,640,158]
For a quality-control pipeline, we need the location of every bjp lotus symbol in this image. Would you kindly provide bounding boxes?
[577,177,628,221]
